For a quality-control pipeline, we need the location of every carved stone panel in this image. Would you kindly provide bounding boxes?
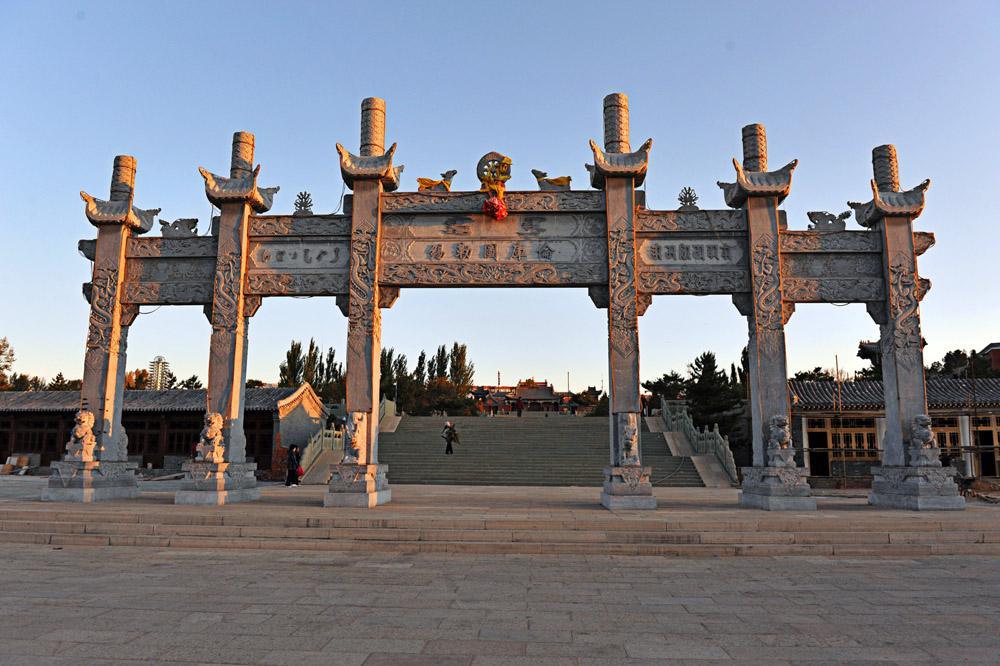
[636,209,746,233]
[637,269,748,294]
[246,272,349,296]
[248,239,349,270]
[637,237,746,268]
[125,257,217,283]
[122,281,213,305]
[381,190,606,214]
[249,214,351,237]
[779,231,881,253]
[782,278,884,303]
[380,262,606,287]
[126,237,218,258]
[781,253,883,278]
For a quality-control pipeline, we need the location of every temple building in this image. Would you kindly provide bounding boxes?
[0,385,326,478]
[789,378,1000,480]
[470,379,601,414]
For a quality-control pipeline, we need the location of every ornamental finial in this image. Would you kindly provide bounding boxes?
[872,144,900,193]
[741,124,767,172]
[360,97,386,157]
[603,93,630,154]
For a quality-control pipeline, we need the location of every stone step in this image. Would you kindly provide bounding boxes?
[0,524,996,557]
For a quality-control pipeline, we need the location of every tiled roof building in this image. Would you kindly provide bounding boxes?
[0,385,327,476]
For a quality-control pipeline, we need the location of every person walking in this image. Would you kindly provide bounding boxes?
[442,421,459,455]
[285,444,302,486]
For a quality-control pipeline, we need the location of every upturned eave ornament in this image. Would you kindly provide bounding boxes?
[198,163,279,213]
[586,138,652,189]
[849,178,930,228]
[79,191,159,234]
[336,142,404,192]
[717,158,798,208]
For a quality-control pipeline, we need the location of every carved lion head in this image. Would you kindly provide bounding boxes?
[203,412,224,435]
[74,409,95,429]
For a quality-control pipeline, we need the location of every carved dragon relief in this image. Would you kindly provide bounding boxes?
[750,234,782,330]
[637,270,748,294]
[607,222,639,359]
[122,281,213,305]
[210,254,241,332]
[887,251,922,355]
[86,267,118,353]
[782,278,884,303]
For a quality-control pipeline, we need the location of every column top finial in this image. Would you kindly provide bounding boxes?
[741,124,767,173]
[198,130,279,213]
[80,155,159,233]
[848,144,930,227]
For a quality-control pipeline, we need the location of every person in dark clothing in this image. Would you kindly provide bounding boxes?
[285,444,301,486]
[442,421,459,455]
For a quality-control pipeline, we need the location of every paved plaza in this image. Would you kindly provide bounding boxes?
[0,542,998,665]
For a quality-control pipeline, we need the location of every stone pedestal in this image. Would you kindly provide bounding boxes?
[600,466,656,510]
[323,463,391,508]
[174,461,260,505]
[739,465,817,511]
[868,465,965,511]
[42,461,139,502]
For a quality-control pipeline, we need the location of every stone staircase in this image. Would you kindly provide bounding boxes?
[1,498,998,557]
[377,415,704,487]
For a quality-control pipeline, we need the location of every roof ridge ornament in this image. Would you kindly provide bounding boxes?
[80,155,160,233]
[848,144,930,227]
[198,132,279,213]
[337,97,403,192]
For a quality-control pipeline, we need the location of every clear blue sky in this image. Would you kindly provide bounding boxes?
[1,1,997,390]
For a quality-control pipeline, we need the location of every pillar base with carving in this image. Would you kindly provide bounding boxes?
[42,461,140,502]
[600,466,656,510]
[174,461,260,505]
[739,466,816,511]
[323,463,391,508]
[868,465,965,511]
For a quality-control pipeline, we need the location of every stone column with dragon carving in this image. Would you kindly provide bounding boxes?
[721,124,815,510]
[175,132,278,505]
[855,145,964,509]
[589,93,656,509]
[325,97,402,508]
[43,156,157,502]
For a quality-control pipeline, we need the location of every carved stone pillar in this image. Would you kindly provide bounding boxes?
[326,97,402,508]
[590,93,655,510]
[857,145,963,510]
[176,132,278,505]
[721,124,814,511]
[44,156,158,502]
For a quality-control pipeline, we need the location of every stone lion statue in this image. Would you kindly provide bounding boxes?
[341,412,364,464]
[195,412,225,464]
[768,415,792,449]
[766,414,795,468]
[65,409,100,462]
[910,414,935,449]
[620,419,640,466]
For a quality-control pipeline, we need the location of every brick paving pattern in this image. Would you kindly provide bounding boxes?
[1,543,998,664]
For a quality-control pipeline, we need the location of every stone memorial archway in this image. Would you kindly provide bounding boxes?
[45,93,963,512]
